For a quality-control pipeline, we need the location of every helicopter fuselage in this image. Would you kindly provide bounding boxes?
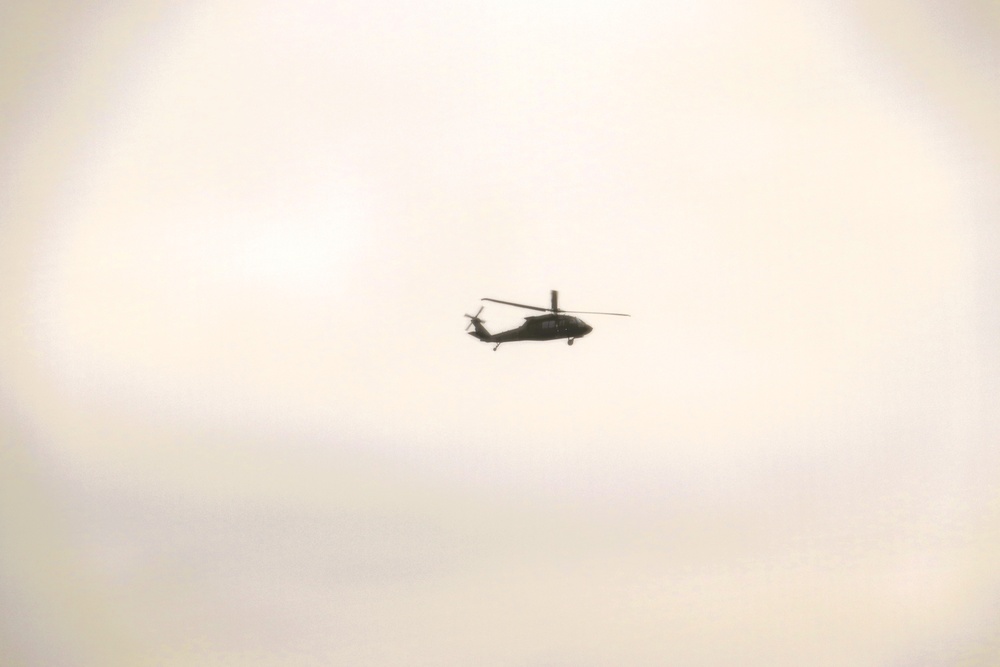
[470,313,592,344]
[501,313,592,341]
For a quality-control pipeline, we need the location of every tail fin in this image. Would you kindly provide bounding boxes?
[467,318,491,341]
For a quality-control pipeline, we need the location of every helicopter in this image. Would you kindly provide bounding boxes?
[465,290,629,350]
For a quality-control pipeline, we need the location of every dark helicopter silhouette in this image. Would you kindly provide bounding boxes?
[465,290,629,350]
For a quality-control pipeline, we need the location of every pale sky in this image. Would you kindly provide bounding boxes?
[2,1,999,665]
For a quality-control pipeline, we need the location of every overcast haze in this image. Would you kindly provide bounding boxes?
[2,1,999,665]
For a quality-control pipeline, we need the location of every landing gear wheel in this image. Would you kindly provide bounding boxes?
[568,338,574,346]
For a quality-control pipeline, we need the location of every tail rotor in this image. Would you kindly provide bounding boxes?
[464,306,485,331]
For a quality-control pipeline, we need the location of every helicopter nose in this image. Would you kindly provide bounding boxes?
[581,323,593,335]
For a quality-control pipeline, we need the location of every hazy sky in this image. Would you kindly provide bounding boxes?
[2,1,999,665]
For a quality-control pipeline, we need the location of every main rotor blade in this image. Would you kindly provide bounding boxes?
[561,310,631,317]
[482,297,550,312]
